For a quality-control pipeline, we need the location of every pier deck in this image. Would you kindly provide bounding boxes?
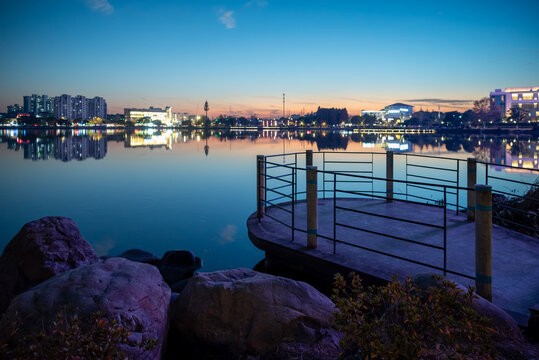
[247,198,539,325]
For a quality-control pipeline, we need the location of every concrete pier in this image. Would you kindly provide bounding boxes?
[247,198,539,325]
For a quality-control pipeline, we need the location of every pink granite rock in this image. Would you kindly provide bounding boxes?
[2,257,171,360]
[171,268,341,359]
[0,216,98,313]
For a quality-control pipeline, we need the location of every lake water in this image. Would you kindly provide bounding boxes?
[1,128,538,271]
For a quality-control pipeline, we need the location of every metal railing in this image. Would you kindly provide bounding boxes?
[257,151,539,282]
[481,161,539,236]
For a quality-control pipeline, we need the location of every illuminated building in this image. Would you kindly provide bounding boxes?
[23,94,53,116]
[6,104,23,115]
[88,96,107,120]
[124,106,173,125]
[382,103,413,121]
[172,112,189,125]
[490,87,539,120]
[73,95,88,120]
[54,94,73,120]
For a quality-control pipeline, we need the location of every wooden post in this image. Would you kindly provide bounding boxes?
[257,155,265,221]
[475,184,492,301]
[306,150,313,167]
[307,166,318,249]
[386,151,394,202]
[467,158,477,221]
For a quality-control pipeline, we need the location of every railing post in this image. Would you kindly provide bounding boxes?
[467,158,477,221]
[307,166,318,249]
[306,149,313,167]
[475,184,492,301]
[386,151,394,202]
[257,155,265,221]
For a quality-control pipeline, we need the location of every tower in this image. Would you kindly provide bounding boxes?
[282,93,285,120]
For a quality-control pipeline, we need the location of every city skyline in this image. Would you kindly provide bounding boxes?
[1,1,538,116]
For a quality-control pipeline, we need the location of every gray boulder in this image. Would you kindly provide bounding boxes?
[118,248,159,265]
[1,257,171,360]
[0,216,98,314]
[157,250,202,284]
[170,268,341,359]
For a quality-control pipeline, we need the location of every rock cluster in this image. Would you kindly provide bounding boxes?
[1,217,531,359]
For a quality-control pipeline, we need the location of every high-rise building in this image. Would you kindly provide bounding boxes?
[72,95,88,120]
[490,87,539,120]
[54,94,73,120]
[88,97,107,120]
[23,94,53,116]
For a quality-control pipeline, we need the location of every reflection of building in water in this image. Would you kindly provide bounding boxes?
[2,135,107,161]
[488,140,539,171]
[54,136,107,161]
[385,140,411,152]
[23,140,54,160]
[124,131,173,150]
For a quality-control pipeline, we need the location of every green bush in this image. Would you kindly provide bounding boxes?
[331,273,497,360]
[0,311,157,360]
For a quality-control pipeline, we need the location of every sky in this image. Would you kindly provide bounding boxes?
[0,0,538,116]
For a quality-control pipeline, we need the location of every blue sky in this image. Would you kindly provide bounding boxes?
[0,0,538,116]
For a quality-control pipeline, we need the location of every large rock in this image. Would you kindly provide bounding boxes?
[157,250,202,284]
[413,274,524,342]
[1,257,171,360]
[0,216,98,314]
[170,268,340,359]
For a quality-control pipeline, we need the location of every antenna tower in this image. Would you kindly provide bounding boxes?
[283,93,285,120]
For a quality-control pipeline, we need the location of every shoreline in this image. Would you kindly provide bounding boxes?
[1,125,538,134]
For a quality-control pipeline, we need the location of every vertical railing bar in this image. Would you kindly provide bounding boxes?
[406,153,409,201]
[294,153,298,204]
[323,152,326,199]
[291,166,295,242]
[257,155,261,222]
[443,186,447,276]
[456,160,460,215]
[485,163,489,186]
[264,158,267,213]
[333,172,337,255]
[371,153,374,198]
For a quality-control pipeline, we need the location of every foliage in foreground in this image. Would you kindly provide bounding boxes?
[0,311,157,360]
[332,273,496,360]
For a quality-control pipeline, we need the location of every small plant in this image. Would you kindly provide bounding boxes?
[332,273,496,360]
[0,311,157,360]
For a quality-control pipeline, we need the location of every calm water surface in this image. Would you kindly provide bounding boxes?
[1,129,537,270]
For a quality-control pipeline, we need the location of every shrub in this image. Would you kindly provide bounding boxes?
[0,311,157,360]
[331,273,497,360]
